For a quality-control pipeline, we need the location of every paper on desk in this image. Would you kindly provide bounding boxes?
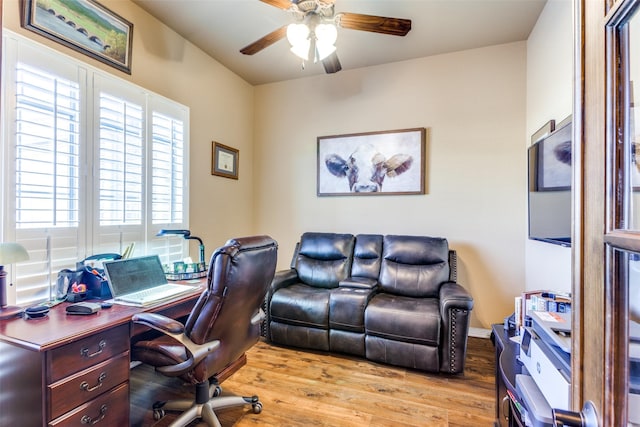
[510,335,522,344]
[535,311,567,323]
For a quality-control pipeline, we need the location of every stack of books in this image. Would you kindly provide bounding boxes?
[515,290,571,329]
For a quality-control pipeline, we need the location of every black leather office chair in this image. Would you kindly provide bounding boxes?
[131,236,278,427]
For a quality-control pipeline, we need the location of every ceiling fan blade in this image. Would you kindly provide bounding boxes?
[338,13,411,37]
[240,26,288,55]
[322,52,342,74]
[259,0,292,10]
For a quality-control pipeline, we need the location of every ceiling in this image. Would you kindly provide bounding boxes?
[132,0,547,86]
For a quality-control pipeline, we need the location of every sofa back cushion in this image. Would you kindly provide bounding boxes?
[351,234,383,279]
[379,235,450,298]
[295,232,355,288]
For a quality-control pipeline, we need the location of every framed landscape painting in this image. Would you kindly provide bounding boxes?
[22,0,133,74]
[317,128,426,196]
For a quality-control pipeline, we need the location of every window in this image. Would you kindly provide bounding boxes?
[98,93,144,226]
[15,64,81,230]
[2,33,190,305]
[151,111,184,225]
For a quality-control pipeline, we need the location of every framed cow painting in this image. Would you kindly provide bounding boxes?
[317,128,426,196]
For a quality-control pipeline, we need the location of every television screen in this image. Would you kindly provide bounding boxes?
[528,118,572,247]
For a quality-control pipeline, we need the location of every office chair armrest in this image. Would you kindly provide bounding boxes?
[157,338,221,377]
[132,312,185,334]
[133,312,221,377]
[252,308,266,325]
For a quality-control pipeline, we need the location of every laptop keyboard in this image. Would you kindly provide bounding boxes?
[116,283,197,305]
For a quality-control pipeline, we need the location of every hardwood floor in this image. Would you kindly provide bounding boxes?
[130,336,496,426]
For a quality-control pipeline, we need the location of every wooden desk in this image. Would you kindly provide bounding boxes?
[0,282,204,427]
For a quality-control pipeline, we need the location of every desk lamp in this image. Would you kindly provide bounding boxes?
[0,242,29,320]
[156,229,205,269]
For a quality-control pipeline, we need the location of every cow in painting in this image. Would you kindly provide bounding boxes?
[324,143,413,192]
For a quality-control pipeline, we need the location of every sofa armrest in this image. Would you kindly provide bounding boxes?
[270,268,299,292]
[263,268,300,341]
[339,276,378,290]
[440,281,474,312]
[439,282,474,374]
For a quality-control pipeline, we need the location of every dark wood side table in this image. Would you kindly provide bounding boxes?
[491,323,525,427]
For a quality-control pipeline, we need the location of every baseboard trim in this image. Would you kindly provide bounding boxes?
[468,327,492,339]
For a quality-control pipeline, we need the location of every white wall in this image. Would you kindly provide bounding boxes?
[254,43,528,329]
[526,0,574,293]
[2,0,257,259]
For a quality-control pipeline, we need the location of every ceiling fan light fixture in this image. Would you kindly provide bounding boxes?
[287,23,309,47]
[241,2,411,76]
[315,41,336,61]
[290,40,311,61]
[314,23,337,61]
[315,22,337,45]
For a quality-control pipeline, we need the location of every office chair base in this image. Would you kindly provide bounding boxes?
[152,392,262,427]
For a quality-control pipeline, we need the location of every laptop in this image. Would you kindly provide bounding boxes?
[103,255,199,306]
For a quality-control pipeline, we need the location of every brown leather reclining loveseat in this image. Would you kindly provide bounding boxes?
[264,232,474,374]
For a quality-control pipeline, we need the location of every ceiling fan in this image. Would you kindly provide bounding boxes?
[240,0,412,74]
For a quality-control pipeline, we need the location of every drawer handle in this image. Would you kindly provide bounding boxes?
[501,395,510,421]
[81,404,107,425]
[80,340,106,358]
[80,372,107,392]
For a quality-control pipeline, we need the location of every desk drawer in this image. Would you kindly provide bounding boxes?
[48,324,129,382]
[48,352,129,420]
[48,382,129,427]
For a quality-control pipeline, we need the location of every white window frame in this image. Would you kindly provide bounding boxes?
[1,32,190,305]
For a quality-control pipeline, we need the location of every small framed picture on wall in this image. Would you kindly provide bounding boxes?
[211,141,239,180]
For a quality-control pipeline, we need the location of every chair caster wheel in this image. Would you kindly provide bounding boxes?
[213,385,222,397]
[153,409,165,420]
[152,401,166,420]
[252,402,263,414]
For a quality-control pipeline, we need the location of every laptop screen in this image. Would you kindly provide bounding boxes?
[103,255,168,297]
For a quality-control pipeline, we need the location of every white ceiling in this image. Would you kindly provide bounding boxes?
[132,0,547,86]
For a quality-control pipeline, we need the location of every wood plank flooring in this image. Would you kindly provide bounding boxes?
[130,336,496,426]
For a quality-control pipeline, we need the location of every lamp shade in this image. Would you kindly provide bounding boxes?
[0,243,29,266]
[286,23,310,47]
[287,23,311,60]
[315,23,337,45]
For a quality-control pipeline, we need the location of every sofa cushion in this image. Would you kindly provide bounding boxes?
[295,232,355,288]
[365,293,441,346]
[270,322,329,351]
[351,234,383,279]
[379,235,450,298]
[270,283,331,328]
[365,335,440,372]
[329,287,374,332]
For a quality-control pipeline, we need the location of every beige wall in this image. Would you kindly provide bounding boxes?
[254,43,528,329]
[2,0,257,255]
[525,0,573,294]
[2,0,569,330]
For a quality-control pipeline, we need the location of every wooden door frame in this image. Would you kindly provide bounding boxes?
[577,0,640,424]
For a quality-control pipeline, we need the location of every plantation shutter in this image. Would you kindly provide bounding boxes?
[2,33,190,306]
[4,39,86,304]
[148,100,189,266]
[92,76,146,256]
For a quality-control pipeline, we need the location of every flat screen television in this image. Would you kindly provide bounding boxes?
[527,118,572,247]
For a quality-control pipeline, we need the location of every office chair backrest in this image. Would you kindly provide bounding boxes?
[183,236,278,375]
